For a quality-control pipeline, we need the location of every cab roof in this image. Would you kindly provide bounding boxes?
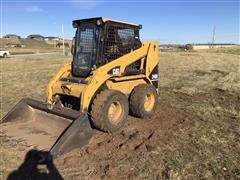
[72,17,142,28]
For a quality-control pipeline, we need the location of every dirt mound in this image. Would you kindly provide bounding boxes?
[54,101,186,178]
[52,89,239,179]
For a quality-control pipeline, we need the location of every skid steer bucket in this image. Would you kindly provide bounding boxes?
[0,98,92,158]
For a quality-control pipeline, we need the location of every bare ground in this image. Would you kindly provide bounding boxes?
[0,48,240,179]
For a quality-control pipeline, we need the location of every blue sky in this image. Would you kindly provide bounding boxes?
[1,0,239,44]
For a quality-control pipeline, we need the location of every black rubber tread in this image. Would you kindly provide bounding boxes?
[91,89,129,132]
[130,84,158,118]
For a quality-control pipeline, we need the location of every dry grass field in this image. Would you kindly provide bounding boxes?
[0,38,64,54]
[0,47,239,179]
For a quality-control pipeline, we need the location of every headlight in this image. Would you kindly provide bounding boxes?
[96,19,102,26]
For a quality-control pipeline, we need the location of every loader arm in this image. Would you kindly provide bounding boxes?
[80,42,158,111]
[47,63,71,103]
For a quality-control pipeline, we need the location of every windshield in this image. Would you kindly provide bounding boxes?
[72,23,98,76]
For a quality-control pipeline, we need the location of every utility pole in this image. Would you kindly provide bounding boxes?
[62,24,65,55]
[211,25,216,48]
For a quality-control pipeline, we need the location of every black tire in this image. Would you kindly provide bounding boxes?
[130,84,158,118]
[91,89,129,132]
[3,53,7,58]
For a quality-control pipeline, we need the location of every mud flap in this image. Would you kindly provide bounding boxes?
[0,98,92,158]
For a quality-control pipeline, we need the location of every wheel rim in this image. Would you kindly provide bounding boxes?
[144,92,155,112]
[108,100,123,124]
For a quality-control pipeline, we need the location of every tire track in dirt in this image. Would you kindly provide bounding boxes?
[54,89,240,179]
[55,100,187,178]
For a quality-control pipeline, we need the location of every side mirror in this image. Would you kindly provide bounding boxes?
[71,37,75,55]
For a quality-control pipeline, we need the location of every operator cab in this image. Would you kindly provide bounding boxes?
[72,17,142,77]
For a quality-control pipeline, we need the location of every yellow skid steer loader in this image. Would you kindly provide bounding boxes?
[1,17,159,159]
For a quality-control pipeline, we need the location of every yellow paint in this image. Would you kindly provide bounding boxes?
[46,41,159,112]
[108,100,123,124]
[106,78,146,95]
[47,63,71,103]
[144,92,155,112]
